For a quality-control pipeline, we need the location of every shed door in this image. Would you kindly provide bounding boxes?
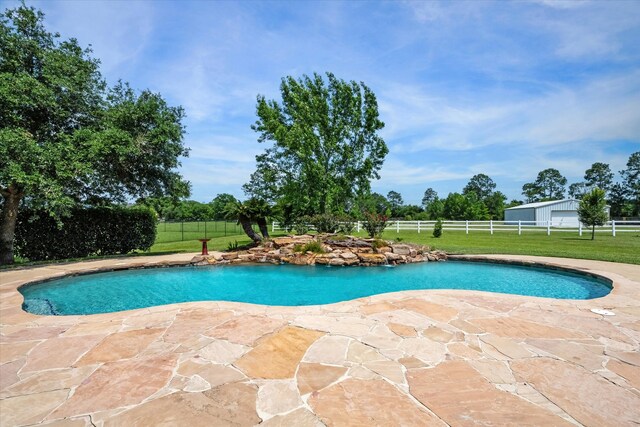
[551,210,579,227]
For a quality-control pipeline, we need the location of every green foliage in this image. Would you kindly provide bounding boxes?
[0,5,189,264]
[620,151,640,216]
[362,212,388,238]
[292,217,311,235]
[337,216,356,234]
[310,213,341,233]
[421,188,438,209]
[209,193,238,218]
[227,240,239,251]
[294,241,325,254]
[568,182,587,200]
[608,183,629,218]
[578,188,609,240]
[463,174,496,200]
[371,239,387,251]
[386,191,403,216]
[243,72,388,217]
[522,169,567,202]
[433,219,443,238]
[15,207,156,261]
[584,162,614,193]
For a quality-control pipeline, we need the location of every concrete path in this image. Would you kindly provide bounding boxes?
[1,254,639,426]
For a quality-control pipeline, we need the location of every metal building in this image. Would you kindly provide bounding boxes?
[504,199,609,227]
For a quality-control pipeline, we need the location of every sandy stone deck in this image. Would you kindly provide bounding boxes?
[1,254,639,426]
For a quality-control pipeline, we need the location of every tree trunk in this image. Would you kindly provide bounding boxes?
[591,225,595,241]
[239,215,262,244]
[0,185,23,265]
[256,217,270,239]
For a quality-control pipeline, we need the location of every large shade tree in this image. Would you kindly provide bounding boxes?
[620,151,640,216]
[584,162,613,193]
[0,5,189,264]
[243,72,388,222]
[521,168,567,202]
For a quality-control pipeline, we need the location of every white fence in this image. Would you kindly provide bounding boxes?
[272,220,640,237]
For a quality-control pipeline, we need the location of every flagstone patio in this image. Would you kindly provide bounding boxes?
[1,254,639,426]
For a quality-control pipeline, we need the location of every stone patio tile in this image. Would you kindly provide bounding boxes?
[235,326,324,379]
[37,418,92,427]
[76,328,165,365]
[398,356,427,369]
[49,354,178,419]
[512,357,640,427]
[526,338,604,371]
[480,335,533,359]
[447,342,483,360]
[196,363,246,388]
[408,361,574,426]
[205,315,285,345]
[468,359,516,384]
[21,335,104,373]
[257,380,303,416]
[398,337,447,363]
[0,341,40,364]
[1,326,68,342]
[296,363,347,395]
[309,378,444,426]
[369,309,435,328]
[102,383,260,426]
[387,322,417,337]
[422,326,454,343]
[360,324,402,350]
[449,318,484,334]
[183,374,211,392]
[260,408,323,427]
[472,317,588,339]
[606,359,640,390]
[1,365,96,398]
[123,309,179,329]
[0,358,24,391]
[363,360,405,384]
[606,350,640,366]
[0,389,69,426]
[302,335,350,365]
[458,295,521,312]
[197,339,249,364]
[61,321,122,337]
[395,298,458,322]
[360,301,397,315]
[347,341,386,364]
[162,309,234,343]
[292,315,372,336]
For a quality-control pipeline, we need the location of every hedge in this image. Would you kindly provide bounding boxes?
[15,206,157,261]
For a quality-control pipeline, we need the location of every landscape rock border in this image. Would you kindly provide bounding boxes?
[191,234,447,267]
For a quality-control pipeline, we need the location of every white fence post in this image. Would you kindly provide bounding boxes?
[579,222,582,237]
[465,220,469,234]
[490,220,493,235]
[272,221,276,232]
[417,221,421,233]
[396,220,400,233]
[612,220,616,237]
[357,221,361,233]
[547,220,551,236]
[518,220,521,235]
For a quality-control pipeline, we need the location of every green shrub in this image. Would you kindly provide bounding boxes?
[294,241,325,253]
[292,216,311,235]
[362,212,388,238]
[371,239,387,252]
[310,213,340,233]
[15,206,157,261]
[337,216,356,234]
[227,240,239,251]
[433,219,443,238]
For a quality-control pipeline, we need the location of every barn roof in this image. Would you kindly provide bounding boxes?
[505,199,579,210]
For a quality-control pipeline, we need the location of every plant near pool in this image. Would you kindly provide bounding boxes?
[294,241,325,254]
[433,219,443,238]
[371,239,387,252]
[362,212,388,238]
[310,214,341,233]
[292,216,311,235]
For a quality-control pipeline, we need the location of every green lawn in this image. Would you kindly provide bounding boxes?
[149,229,640,265]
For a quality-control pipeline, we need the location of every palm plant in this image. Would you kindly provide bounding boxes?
[222,201,263,244]
[245,198,272,240]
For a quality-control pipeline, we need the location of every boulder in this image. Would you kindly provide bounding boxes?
[391,244,412,255]
[340,251,358,260]
[329,258,346,266]
[357,253,387,264]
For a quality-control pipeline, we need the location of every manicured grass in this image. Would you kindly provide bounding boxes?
[148,228,640,265]
[378,230,640,265]
[155,220,247,243]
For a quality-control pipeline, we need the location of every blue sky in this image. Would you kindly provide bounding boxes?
[6,0,640,204]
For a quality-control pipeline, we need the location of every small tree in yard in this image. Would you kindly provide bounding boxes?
[362,212,388,238]
[433,219,443,238]
[578,188,608,241]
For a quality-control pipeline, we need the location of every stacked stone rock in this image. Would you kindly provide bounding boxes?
[191,235,447,266]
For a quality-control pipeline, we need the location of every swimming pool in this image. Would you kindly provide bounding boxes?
[19,261,611,315]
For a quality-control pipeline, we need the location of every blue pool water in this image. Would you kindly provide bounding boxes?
[20,262,611,315]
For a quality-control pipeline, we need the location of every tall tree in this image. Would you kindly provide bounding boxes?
[620,151,640,216]
[608,183,628,218]
[484,191,507,220]
[209,193,238,218]
[386,190,403,216]
[568,182,587,200]
[522,169,566,201]
[0,5,189,264]
[577,188,608,240]
[244,72,388,218]
[463,174,496,200]
[584,162,613,193]
[421,188,438,209]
